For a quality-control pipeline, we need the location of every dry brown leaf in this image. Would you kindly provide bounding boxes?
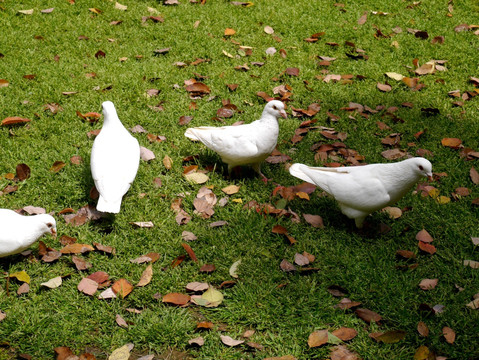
[112,278,134,298]
[417,321,429,337]
[419,278,438,290]
[416,229,434,243]
[442,326,455,344]
[222,184,240,195]
[116,314,128,328]
[418,241,437,254]
[220,335,244,347]
[1,117,31,126]
[331,327,358,341]
[377,83,392,92]
[182,243,198,262]
[308,329,329,347]
[60,243,94,254]
[330,345,360,360]
[224,28,236,36]
[355,308,382,324]
[50,161,66,173]
[441,137,462,149]
[470,167,479,185]
[162,292,190,306]
[137,265,153,287]
[78,278,98,296]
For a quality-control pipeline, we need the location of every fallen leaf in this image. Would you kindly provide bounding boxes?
[116,314,128,328]
[464,260,479,269]
[264,25,274,34]
[0,311,5,322]
[72,256,92,271]
[130,221,154,228]
[280,259,296,272]
[414,345,433,360]
[140,146,155,161]
[441,138,462,149]
[200,264,216,273]
[40,276,62,289]
[98,287,117,300]
[60,243,95,254]
[470,167,479,185]
[220,335,244,347]
[229,259,241,278]
[377,83,392,92]
[185,172,209,184]
[196,321,214,329]
[382,206,402,219]
[54,347,74,360]
[78,278,98,296]
[330,345,360,360]
[188,336,204,346]
[442,326,455,344]
[416,229,434,243]
[355,308,382,324]
[9,271,30,284]
[1,117,31,126]
[303,214,324,228]
[308,329,329,347]
[418,240,437,254]
[200,287,223,307]
[17,283,30,295]
[186,282,209,292]
[294,253,310,266]
[111,279,134,298]
[209,220,227,227]
[417,321,429,337]
[108,344,133,360]
[222,185,240,195]
[18,9,34,15]
[376,330,406,344]
[50,161,66,173]
[358,11,368,25]
[182,243,198,262]
[224,28,236,36]
[137,265,153,287]
[385,72,404,81]
[162,292,190,306]
[182,231,197,241]
[331,327,357,341]
[115,2,127,10]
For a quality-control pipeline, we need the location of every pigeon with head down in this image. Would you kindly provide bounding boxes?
[0,209,57,257]
[289,157,433,228]
[91,101,140,213]
[184,100,287,178]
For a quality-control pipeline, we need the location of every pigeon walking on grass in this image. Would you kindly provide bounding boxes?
[184,100,287,179]
[289,157,433,228]
[0,209,56,257]
[91,101,140,213]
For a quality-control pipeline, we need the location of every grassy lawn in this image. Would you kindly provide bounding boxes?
[1,0,479,359]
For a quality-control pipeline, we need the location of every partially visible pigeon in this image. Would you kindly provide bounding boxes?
[0,209,56,257]
[289,157,433,228]
[91,101,140,213]
[184,100,287,178]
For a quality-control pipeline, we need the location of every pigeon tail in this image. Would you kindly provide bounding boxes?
[184,128,200,141]
[96,196,121,214]
[289,163,317,185]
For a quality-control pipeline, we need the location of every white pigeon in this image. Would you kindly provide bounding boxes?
[91,101,140,213]
[0,209,56,257]
[289,157,433,228]
[184,100,287,177]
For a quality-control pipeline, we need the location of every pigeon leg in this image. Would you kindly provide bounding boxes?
[354,216,366,229]
[252,163,270,183]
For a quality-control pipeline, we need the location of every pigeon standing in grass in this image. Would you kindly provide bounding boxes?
[289,157,433,228]
[184,100,287,178]
[0,209,56,257]
[91,101,140,213]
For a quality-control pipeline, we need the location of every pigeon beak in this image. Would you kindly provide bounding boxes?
[51,228,57,238]
[427,173,433,181]
[279,110,287,119]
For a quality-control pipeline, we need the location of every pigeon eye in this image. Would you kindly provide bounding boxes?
[419,165,424,171]
[272,105,277,110]
[47,223,53,228]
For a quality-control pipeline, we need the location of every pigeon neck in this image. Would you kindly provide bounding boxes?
[259,111,278,123]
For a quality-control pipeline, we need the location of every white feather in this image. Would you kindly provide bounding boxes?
[289,158,433,228]
[91,101,140,213]
[0,209,56,257]
[185,100,287,175]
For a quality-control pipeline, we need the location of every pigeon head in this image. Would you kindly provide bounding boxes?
[264,100,287,120]
[102,101,116,115]
[36,214,57,238]
[409,157,433,180]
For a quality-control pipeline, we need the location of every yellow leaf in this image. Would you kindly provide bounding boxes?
[201,287,223,307]
[391,40,399,48]
[437,195,450,204]
[222,184,240,195]
[115,2,127,10]
[108,344,131,360]
[89,8,102,14]
[428,188,440,198]
[184,172,209,184]
[18,9,34,15]
[232,198,243,203]
[163,155,173,170]
[224,28,236,36]
[222,50,234,58]
[147,7,159,14]
[9,270,30,284]
[136,265,153,287]
[385,72,404,81]
[296,192,310,200]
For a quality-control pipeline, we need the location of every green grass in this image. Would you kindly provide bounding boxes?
[1,0,479,359]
